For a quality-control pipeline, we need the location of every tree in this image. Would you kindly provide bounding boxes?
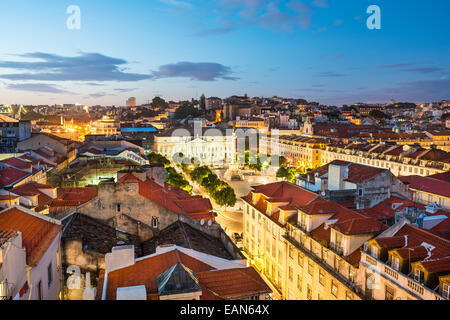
[152,97,169,110]
[147,152,170,167]
[213,186,237,208]
[369,110,390,120]
[190,166,212,185]
[174,102,200,119]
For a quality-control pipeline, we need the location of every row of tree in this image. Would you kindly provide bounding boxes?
[183,165,237,208]
[146,152,193,193]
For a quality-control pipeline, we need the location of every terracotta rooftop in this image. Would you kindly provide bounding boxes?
[375,224,450,265]
[400,175,450,198]
[136,178,214,222]
[0,229,18,247]
[97,249,269,300]
[0,207,61,266]
[0,166,30,187]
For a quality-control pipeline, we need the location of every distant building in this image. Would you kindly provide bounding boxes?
[90,116,120,136]
[0,115,31,153]
[126,97,137,107]
[205,97,222,111]
[155,127,234,165]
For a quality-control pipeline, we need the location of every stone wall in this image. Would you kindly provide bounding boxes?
[78,181,179,241]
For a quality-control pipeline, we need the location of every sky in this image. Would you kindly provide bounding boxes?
[0,0,449,106]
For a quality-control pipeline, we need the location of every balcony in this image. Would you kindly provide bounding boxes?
[361,252,447,300]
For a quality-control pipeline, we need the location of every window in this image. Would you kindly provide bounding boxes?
[385,285,395,300]
[349,267,356,283]
[308,260,314,276]
[331,281,338,298]
[47,263,53,287]
[319,269,325,286]
[442,283,450,299]
[152,217,159,229]
[307,285,312,300]
[289,246,294,259]
[298,252,304,267]
[117,203,121,212]
[391,256,400,271]
[37,281,43,300]
[299,213,307,230]
[289,267,293,281]
[371,245,379,259]
[414,268,425,284]
[297,275,302,291]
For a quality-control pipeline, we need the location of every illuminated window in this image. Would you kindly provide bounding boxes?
[331,281,338,298]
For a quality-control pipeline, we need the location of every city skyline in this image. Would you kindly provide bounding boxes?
[0,0,449,106]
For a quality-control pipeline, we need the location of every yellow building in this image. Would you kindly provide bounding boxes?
[359,221,449,300]
[242,181,386,300]
[259,135,327,171]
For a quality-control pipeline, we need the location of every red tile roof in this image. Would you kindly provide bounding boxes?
[137,179,214,221]
[0,167,30,187]
[333,217,386,236]
[0,207,61,266]
[0,229,18,247]
[197,268,270,300]
[419,256,450,273]
[376,224,450,263]
[101,250,214,300]
[98,249,269,300]
[1,157,32,170]
[400,175,450,198]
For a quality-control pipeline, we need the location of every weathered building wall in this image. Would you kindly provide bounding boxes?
[78,181,179,241]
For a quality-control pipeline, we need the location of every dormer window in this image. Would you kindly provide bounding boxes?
[370,245,379,259]
[414,268,424,284]
[391,256,400,271]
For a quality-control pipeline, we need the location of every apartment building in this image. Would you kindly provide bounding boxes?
[242,181,387,300]
[360,220,449,300]
[260,132,449,177]
[0,115,31,153]
[259,135,328,170]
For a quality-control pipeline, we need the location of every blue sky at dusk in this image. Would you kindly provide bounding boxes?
[0,0,449,106]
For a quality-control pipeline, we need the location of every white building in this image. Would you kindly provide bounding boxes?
[155,127,235,166]
[0,205,62,300]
